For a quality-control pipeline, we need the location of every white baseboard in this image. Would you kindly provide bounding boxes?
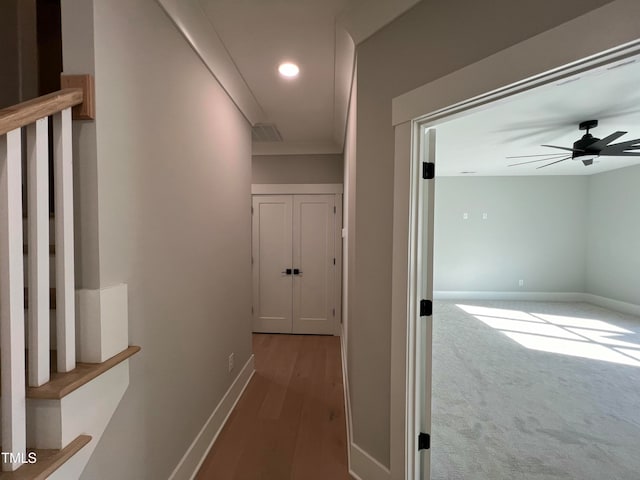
[350,443,392,480]
[434,291,585,302]
[340,328,352,466]
[168,354,255,480]
[582,293,640,317]
[341,327,391,480]
[434,291,640,317]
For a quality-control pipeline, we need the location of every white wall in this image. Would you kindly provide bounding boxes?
[61,0,253,478]
[251,154,343,184]
[586,164,640,305]
[434,176,589,293]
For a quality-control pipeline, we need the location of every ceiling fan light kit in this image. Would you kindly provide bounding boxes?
[508,119,640,169]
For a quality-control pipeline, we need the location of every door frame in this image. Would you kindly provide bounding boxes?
[251,184,343,336]
[390,3,640,478]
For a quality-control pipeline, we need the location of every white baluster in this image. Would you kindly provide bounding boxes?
[27,118,50,387]
[0,129,27,471]
[53,109,76,373]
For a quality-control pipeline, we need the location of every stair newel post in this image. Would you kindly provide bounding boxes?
[27,118,51,387]
[53,108,76,373]
[0,129,27,471]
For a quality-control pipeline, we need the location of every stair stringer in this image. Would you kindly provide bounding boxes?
[28,360,131,479]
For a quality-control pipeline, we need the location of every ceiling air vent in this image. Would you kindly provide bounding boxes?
[252,123,283,142]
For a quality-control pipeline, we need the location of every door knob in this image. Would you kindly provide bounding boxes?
[282,268,292,275]
[293,268,302,276]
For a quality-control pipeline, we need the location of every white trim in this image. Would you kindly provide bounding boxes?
[334,194,344,336]
[168,354,256,480]
[582,294,640,318]
[251,184,343,195]
[390,121,413,480]
[155,0,265,125]
[434,291,586,302]
[252,141,342,156]
[392,0,640,126]
[433,291,640,317]
[350,443,392,480]
[340,328,352,467]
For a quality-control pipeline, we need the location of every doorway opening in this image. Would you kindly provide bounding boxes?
[397,34,640,480]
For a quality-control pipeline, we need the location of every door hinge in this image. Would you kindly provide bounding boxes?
[334,206,336,214]
[251,306,254,314]
[418,432,430,450]
[422,162,435,180]
[332,308,335,317]
[333,257,336,265]
[251,206,254,214]
[420,299,432,317]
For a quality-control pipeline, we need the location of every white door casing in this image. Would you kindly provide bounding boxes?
[392,7,640,479]
[252,195,293,334]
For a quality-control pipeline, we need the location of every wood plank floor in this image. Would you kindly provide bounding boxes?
[196,334,352,480]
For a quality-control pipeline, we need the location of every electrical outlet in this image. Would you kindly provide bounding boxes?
[518,279,524,287]
[463,212,469,220]
[482,212,488,220]
[228,353,234,372]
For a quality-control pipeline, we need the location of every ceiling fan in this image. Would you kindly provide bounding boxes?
[507,120,640,169]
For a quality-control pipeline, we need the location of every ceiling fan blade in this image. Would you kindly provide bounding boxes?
[541,145,584,153]
[598,152,640,157]
[588,131,627,151]
[601,138,640,151]
[536,156,572,169]
[508,156,569,167]
[506,153,568,159]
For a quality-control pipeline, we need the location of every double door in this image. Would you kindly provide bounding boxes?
[252,194,337,335]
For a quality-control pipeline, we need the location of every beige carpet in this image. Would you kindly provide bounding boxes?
[432,300,640,480]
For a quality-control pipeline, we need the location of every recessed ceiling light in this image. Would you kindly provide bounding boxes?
[278,62,300,78]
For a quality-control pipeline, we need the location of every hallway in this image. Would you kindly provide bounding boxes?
[196,334,352,479]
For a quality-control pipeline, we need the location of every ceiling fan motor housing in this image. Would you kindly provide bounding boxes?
[573,133,600,159]
[573,119,600,164]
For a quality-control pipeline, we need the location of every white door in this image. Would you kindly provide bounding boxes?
[416,128,436,479]
[416,128,436,480]
[252,194,337,335]
[292,195,336,335]
[252,195,293,333]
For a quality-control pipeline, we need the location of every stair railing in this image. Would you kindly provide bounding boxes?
[0,89,82,471]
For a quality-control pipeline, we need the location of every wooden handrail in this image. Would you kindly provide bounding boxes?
[0,89,83,136]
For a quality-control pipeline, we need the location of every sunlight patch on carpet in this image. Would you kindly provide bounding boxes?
[456,304,640,367]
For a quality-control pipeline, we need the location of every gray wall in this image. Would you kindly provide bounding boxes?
[434,176,589,293]
[586,164,640,304]
[352,0,615,467]
[252,154,343,184]
[62,0,253,479]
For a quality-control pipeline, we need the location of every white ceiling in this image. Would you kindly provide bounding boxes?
[199,0,349,150]
[437,55,640,176]
[185,0,421,155]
